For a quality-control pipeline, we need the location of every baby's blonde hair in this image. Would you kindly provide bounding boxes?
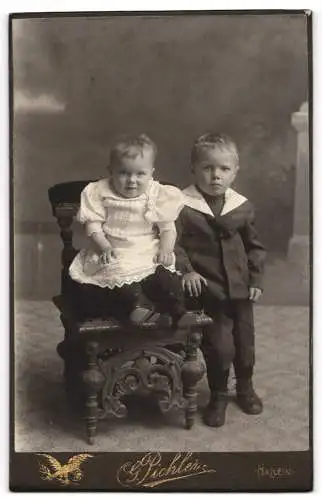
[191,133,239,166]
[110,134,157,167]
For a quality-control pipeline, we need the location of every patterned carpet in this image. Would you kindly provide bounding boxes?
[14,301,310,452]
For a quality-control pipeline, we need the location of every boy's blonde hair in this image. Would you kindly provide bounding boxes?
[191,133,239,166]
[110,134,157,167]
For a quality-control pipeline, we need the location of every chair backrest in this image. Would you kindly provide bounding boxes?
[48,180,94,292]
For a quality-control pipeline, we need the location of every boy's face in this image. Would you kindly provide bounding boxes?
[109,148,154,198]
[192,146,239,197]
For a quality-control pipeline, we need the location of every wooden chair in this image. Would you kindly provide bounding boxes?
[48,180,212,444]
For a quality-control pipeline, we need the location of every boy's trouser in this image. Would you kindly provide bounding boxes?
[200,299,255,393]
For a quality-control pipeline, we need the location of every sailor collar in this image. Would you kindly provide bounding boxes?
[183,184,247,217]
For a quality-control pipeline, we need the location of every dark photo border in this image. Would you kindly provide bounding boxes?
[9,9,313,492]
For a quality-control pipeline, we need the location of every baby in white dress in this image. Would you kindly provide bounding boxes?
[69,134,191,326]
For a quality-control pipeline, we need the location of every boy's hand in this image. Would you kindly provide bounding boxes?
[155,250,174,267]
[100,248,118,265]
[182,272,208,297]
[249,287,262,302]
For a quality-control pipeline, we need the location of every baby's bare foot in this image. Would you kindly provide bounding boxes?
[129,307,154,325]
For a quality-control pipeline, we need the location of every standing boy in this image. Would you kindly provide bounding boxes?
[175,133,266,427]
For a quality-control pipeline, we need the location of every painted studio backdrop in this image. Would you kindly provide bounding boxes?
[13,14,309,305]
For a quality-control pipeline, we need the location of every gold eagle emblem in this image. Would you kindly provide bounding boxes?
[37,453,94,485]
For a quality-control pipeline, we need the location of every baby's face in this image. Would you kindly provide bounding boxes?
[110,148,154,198]
[192,147,239,197]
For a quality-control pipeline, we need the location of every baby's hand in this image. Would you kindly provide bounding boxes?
[155,250,174,267]
[100,248,118,265]
[182,272,208,297]
[249,287,262,302]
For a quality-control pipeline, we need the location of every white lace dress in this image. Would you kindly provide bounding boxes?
[69,178,184,289]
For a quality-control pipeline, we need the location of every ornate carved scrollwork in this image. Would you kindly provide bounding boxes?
[97,347,186,420]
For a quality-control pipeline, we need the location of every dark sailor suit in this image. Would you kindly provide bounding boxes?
[175,184,266,400]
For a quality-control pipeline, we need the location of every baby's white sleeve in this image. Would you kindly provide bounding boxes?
[77,182,106,236]
[154,185,185,226]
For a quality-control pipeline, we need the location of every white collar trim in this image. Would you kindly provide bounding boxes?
[183,185,248,216]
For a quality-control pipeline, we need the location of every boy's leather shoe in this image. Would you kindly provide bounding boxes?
[236,379,263,415]
[203,392,228,427]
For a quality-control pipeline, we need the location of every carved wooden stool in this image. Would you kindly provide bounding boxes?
[49,181,212,445]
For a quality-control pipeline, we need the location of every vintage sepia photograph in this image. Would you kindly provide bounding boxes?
[10,10,312,491]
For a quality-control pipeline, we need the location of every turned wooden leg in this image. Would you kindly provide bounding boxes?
[81,341,105,445]
[181,331,205,429]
